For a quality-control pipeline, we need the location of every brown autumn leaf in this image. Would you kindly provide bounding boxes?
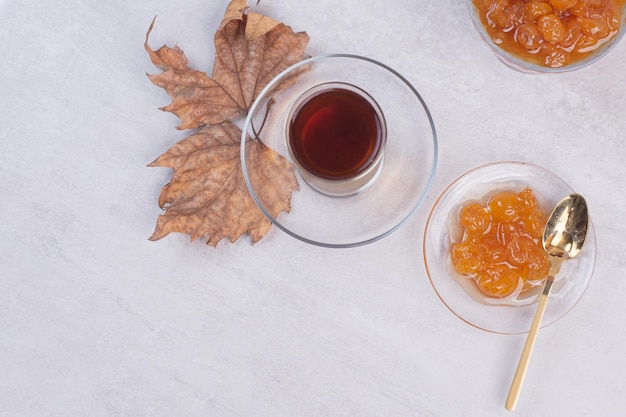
[145,0,309,246]
[218,0,249,31]
[145,4,309,129]
[148,122,298,245]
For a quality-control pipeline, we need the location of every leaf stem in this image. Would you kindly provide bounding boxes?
[251,98,276,147]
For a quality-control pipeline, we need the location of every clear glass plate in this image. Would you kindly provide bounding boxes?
[241,54,438,248]
[423,161,596,334]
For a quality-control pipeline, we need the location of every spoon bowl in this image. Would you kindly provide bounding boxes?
[505,194,589,411]
[543,194,588,260]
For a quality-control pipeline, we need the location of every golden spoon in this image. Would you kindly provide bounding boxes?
[505,193,589,411]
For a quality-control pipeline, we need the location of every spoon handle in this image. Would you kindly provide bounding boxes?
[505,276,554,411]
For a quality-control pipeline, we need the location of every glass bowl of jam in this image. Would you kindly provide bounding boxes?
[468,0,626,72]
[241,54,438,248]
[423,161,596,334]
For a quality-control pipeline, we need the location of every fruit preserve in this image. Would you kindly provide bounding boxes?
[450,187,551,299]
[471,0,625,68]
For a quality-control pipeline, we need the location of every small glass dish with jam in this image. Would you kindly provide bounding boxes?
[423,162,596,334]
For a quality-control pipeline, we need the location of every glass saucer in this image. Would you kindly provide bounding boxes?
[423,161,596,334]
[241,54,438,248]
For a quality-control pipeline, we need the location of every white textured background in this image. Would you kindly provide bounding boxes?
[1,1,625,416]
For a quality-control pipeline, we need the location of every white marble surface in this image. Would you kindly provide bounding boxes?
[2,0,625,416]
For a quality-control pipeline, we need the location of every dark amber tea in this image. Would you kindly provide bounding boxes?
[288,84,385,181]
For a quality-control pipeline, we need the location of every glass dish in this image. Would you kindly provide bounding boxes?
[241,54,438,248]
[467,0,626,73]
[423,161,596,334]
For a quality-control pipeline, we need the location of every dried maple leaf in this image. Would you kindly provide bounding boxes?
[145,0,308,246]
[148,123,298,246]
[219,0,249,30]
[145,3,309,129]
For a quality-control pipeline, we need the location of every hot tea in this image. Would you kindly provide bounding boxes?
[286,83,386,196]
